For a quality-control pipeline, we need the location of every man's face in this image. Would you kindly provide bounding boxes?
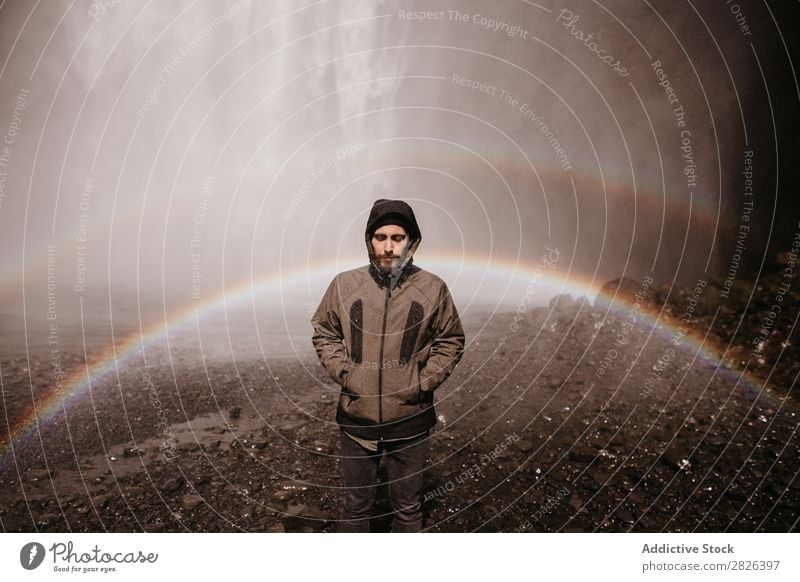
[371,224,409,272]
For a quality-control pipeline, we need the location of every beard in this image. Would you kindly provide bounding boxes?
[377,255,402,276]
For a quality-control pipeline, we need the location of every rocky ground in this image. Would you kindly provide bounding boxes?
[1,262,798,533]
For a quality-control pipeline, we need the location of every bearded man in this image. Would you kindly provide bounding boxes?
[311,198,465,532]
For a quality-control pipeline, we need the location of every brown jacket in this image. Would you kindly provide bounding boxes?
[311,200,465,440]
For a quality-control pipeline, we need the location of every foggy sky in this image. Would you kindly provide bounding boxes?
[0,0,798,329]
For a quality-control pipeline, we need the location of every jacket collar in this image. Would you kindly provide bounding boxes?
[368,260,419,290]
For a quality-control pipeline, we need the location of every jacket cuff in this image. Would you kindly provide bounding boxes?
[419,370,435,392]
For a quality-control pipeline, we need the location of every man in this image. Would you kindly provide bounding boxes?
[311,198,465,532]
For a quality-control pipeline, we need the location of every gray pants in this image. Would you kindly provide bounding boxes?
[338,430,429,533]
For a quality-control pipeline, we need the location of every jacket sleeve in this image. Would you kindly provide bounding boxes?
[311,276,350,386]
[419,282,465,392]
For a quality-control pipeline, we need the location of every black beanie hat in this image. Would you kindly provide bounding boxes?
[365,199,421,241]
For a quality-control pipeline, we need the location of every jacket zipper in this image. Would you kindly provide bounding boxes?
[377,284,391,441]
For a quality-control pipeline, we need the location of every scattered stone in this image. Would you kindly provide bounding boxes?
[92,494,112,509]
[121,486,144,498]
[27,469,52,482]
[569,449,597,464]
[193,475,211,486]
[203,440,221,451]
[177,441,201,452]
[513,439,534,453]
[310,441,334,455]
[271,490,294,502]
[36,513,60,526]
[638,516,659,530]
[279,481,309,492]
[280,420,307,432]
[628,490,646,504]
[766,482,785,496]
[161,477,184,495]
[661,445,691,471]
[615,509,636,524]
[282,503,331,532]
[568,493,584,512]
[179,494,204,511]
[588,469,611,487]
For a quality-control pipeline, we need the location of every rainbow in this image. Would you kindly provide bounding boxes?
[377,137,721,229]
[0,254,777,466]
[0,155,723,300]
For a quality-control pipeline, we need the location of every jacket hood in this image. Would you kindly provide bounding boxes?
[365,199,421,290]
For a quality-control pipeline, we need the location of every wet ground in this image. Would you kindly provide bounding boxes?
[1,269,798,533]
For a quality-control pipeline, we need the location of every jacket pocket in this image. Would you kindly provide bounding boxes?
[395,359,423,404]
[344,363,381,398]
[343,363,363,399]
